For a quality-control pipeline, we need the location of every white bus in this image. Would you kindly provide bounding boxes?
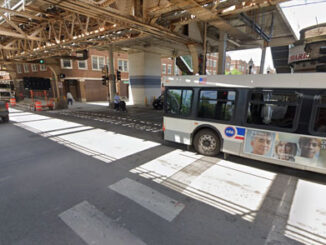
[162,73,326,175]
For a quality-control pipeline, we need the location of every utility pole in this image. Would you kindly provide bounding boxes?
[108,44,116,108]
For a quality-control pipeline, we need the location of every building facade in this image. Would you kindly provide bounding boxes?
[15,49,130,102]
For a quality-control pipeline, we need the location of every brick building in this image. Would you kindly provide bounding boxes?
[161,58,181,76]
[230,59,248,74]
[206,53,218,75]
[15,49,129,102]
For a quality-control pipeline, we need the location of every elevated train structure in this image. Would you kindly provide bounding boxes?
[0,0,296,105]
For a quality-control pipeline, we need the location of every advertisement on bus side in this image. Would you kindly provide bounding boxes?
[244,129,326,169]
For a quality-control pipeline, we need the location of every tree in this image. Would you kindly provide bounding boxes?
[226,69,242,75]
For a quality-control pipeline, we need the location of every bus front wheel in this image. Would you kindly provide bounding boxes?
[193,129,220,156]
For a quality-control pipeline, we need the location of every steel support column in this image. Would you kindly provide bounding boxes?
[218,31,227,74]
[260,42,267,74]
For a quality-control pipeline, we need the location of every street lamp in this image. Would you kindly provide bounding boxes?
[248,58,254,74]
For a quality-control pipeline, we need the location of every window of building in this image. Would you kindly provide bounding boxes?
[167,64,172,75]
[31,64,38,72]
[313,95,326,133]
[17,64,22,73]
[198,90,236,121]
[118,60,128,72]
[40,64,47,71]
[99,57,105,69]
[213,60,217,67]
[23,63,29,73]
[78,60,88,70]
[247,91,300,129]
[91,56,105,70]
[166,89,193,116]
[61,59,72,69]
[162,64,166,74]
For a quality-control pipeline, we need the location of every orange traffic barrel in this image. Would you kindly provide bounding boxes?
[10,98,16,106]
[35,101,42,111]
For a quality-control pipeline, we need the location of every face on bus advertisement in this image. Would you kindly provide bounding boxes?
[244,130,275,157]
[244,129,326,169]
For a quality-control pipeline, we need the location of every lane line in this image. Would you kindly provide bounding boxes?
[59,201,146,245]
[109,178,185,222]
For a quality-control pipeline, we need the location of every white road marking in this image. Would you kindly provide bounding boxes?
[130,150,202,183]
[283,180,326,245]
[59,201,146,245]
[109,178,185,222]
[10,108,159,164]
[131,150,276,221]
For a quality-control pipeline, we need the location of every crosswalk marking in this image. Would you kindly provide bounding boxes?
[130,150,202,183]
[10,108,160,164]
[59,201,146,245]
[109,178,185,222]
[131,150,277,221]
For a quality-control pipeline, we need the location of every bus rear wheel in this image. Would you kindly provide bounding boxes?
[193,129,220,156]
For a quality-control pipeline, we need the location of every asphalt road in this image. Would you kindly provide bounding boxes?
[1,107,326,245]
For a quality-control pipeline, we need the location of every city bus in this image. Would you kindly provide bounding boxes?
[162,73,326,175]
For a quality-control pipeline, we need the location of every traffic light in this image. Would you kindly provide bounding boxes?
[39,59,45,64]
[102,65,108,76]
[117,70,121,81]
[102,76,108,86]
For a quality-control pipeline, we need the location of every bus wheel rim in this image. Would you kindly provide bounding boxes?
[199,135,216,152]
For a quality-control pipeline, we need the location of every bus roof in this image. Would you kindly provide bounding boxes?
[162,73,326,89]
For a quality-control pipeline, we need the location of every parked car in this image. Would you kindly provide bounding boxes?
[152,94,164,110]
[0,100,9,123]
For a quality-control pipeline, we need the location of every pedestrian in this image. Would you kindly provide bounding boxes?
[114,92,120,110]
[67,92,74,106]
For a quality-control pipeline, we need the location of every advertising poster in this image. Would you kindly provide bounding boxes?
[244,129,326,169]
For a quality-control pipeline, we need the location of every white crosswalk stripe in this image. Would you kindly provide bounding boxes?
[59,201,146,245]
[9,108,159,164]
[109,178,185,222]
[131,149,277,221]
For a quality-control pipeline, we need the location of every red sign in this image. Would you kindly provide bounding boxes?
[288,45,310,64]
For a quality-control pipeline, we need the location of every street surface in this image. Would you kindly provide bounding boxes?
[0,104,326,245]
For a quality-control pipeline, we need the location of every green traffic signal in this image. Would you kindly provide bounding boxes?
[39,59,45,64]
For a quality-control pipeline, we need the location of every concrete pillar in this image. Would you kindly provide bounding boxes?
[79,79,87,102]
[129,52,161,106]
[218,31,227,74]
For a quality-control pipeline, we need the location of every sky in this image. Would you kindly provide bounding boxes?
[226,0,326,72]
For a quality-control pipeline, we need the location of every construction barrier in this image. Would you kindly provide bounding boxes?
[35,101,42,111]
[10,98,16,106]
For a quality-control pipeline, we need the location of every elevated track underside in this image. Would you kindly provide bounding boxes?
[0,0,296,64]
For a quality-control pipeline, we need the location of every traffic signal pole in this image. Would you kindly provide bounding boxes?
[108,45,116,108]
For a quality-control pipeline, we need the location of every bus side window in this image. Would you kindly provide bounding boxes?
[313,95,326,133]
[180,89,193,115]
[198,90,236,121]
[166,88,193,116]
[247,91,299,129]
